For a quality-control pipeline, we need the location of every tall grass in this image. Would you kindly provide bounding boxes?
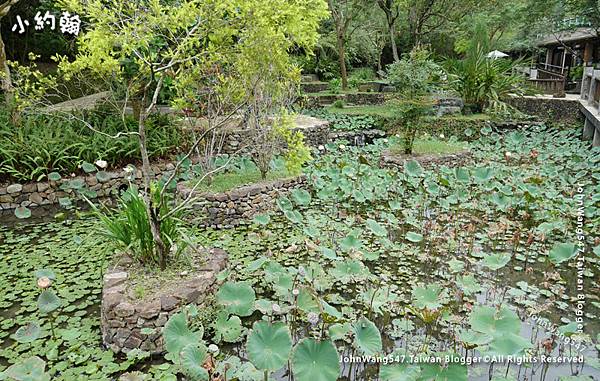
[93,186,186,267]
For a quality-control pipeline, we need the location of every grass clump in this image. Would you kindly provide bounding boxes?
[193,169,292,194]
[390,136,468,155]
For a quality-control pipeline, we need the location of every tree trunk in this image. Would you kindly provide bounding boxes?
[0,28,11,104]
[336,30,348,90]
[134,99,168,270]
[389,19,399,62]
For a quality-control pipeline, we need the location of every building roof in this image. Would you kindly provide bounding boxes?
[538,27,598,47]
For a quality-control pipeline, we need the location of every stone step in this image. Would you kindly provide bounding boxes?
[301,74,319,82]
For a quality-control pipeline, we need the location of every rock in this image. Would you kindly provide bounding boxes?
[114,302,135,317]
[123,334,142,349]
[36,182,49,193]
[6,184,22,194]
[87,176,98,186]
[0,195,13,203]
[136,299,161,319]
[28,192,44,205]
[104,271,128,288]
[160,295,179,311]
[22,183,37,193]
[155,312,169,327]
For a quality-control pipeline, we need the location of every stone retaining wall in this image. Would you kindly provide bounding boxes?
[101,249,228,354]
[219,116,330,155]
[329,129,387,146]
[507,96,584,127]
[0,163,175,212]
[181,176,307,229]
[380,150,473,170]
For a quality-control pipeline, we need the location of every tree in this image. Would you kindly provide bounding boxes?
[327,0,366,89]
[377,0,400,62]
[0,0,20,107]
[57,0,327,268]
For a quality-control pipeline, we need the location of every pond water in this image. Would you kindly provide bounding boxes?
[0,126,599,380]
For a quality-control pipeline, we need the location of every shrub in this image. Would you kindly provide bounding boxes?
[386,48,442,97]
[332,99,345,108]
[386,99,434,154]
[303,109,380,132]
[349,67,376,82]
[444,24,527,114]
[0,108,186,182]
[93,185,186,267]
[328,78,342,94]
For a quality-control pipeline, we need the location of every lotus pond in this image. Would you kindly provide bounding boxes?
[1,125,599,381]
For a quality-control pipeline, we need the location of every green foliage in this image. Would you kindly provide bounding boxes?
[0,109,183,182]
[331,99,345,108]
[246,321,292,371]
[386,99,434,154]
[216,281,256,317]
[274,114,312,177]
[386,47,442,98]
[445,23,528,113]
[93,186,186,267]
[328,78,342,94]
[290,339,340,381]
[304,109,381,132]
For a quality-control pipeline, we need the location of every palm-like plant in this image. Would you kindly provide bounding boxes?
[445,25,528,114]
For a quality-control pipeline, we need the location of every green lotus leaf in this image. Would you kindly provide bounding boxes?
[252,214,271,225]
[291,189,312,206]
[469,305,520,337]
[419,363,467,381]
[353,317,382,355]
[284,210,303,224]
[47,172,61,181]
[96,171,111,183]
[13,322,41,343]
[246,321,292,371]
[212,312,242,343]
[458,329,492,345]
[58,197,72,208]
[379,363,420,381]
[37,290,61,314]
[81,162,97,173]
[454,167,470,183]
[4,356,49,381]
[216,281,256,317]
[456,275,482,296]
[340,234,362,251]
[319,246,337,260]
[411,284,447,310]
[34,269,56,280]
[480,252,511,271]
[405,231,423,243]
[277,196,293,212]
[297,288,320,314]
[549,242,577,265]
[473,167,494,182]
[180,343,209,380]
[404,160,423,177]
[291,338,340,381]
[162,312,202,356]
[329,323,351,341]
[486,332,532,357]
[14,207,31,219]
[366,219,387,237]
[68,178,85,189]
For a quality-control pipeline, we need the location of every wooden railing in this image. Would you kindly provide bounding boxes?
[528,78,566,94]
